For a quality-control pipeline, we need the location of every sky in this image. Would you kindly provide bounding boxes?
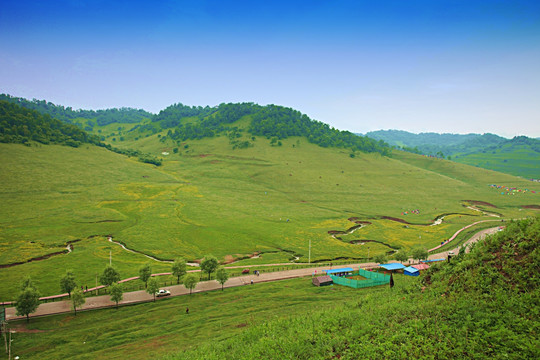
[1,0,539,138]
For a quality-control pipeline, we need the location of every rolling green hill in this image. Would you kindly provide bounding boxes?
[140,102,390,155]
[366,129,540,178]
[453,136,540,178]
[1,97,539,300]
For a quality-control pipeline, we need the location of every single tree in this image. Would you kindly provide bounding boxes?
[373,254,387,264]
[60,270,77,297]
[201,255,219,280]
[184,273,199,295]
[71,288,85,315]
[215,267,229,291]
[139,263,152,288]
[395,251,409,264]
[172,257,187,284]
[100,265,121,286]
[146,277,160,302]
[16,286,41,323]
[412,248,428,262]
[109,283,123,309]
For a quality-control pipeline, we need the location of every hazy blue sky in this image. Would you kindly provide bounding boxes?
[1,0,539,137]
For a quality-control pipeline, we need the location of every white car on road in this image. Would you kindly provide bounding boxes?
[156,289,171,297]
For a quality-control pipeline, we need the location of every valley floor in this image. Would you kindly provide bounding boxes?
[5,226,499,321]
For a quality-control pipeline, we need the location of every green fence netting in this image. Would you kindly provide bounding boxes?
[330,269,390,289]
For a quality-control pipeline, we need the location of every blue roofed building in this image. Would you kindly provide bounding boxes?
[403,266,420,276]
[323,267,354,276]
[379,263,406,271]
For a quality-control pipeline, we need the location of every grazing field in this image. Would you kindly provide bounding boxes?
[453,143,540,179]
[1,136,539,299]
[5,276,409,360]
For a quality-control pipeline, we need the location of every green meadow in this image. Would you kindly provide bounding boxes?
[5,276,406,360]
[1,131,539,299]
[453,143,540,179]
[4,219,538,360]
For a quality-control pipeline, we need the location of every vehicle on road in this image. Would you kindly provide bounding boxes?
[156,289,171,297]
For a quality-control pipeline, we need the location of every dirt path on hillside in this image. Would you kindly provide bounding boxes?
[428,226,500,259]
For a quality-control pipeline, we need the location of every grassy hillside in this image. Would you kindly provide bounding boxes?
[1,98,539,299]
[166,217,539,360]
[453,137,540,178]
[366,129,540,178]
[0,143,180,299]
[1,135,538,299]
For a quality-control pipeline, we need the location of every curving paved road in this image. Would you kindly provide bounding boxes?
[4,226,500,322]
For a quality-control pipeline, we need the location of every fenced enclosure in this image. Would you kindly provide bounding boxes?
[330,269,390,289]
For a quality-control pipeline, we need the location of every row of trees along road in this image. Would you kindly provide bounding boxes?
[15,254,231,321]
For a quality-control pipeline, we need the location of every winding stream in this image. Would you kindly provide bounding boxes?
[107,236,199,266]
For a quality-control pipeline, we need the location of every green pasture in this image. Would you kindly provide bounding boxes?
[0,234,175,301]
[4,276,411,360]
[453,143,540,179]
[1,135,539,298]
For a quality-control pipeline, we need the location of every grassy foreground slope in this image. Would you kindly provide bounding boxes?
[166,217,540,360]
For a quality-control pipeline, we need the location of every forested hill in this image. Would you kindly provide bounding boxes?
[147,102,390,155]
[0,100,101,147]
[0,94,152,126]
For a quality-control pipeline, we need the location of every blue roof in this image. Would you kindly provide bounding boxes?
[421,258,445,263]
[403,266,419,273]
[324,267,354,274]
[379,263,406,270]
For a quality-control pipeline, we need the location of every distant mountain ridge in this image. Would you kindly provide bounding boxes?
[365,129,540,178]
[365,130,507,155]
